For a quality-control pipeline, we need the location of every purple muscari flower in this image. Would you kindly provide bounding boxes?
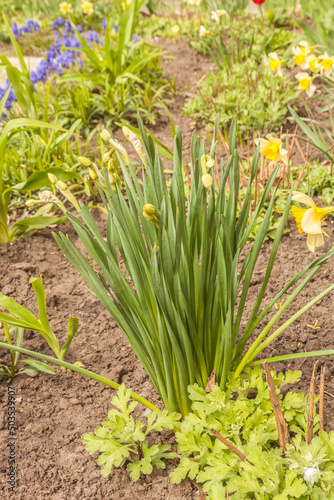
[47,45,57,62]
[52,20,57,30]
[132,34,139,43]
[33,20,40,32]
[102,19,107,29]
[21,26,28,33]
[78,57,83,68]
[54,31,62,49]
[26,20,34,33]
[113,24,120,32]
[76,24,83,33]
[86,30,99,44]
[64,20,74,33]
[57,16,64,27]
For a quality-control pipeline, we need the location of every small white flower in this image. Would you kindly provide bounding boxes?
[303,464,321,486]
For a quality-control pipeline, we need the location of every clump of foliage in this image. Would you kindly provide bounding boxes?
[171,367,334,499]
[183,57,300,135]
[82,384,181,480]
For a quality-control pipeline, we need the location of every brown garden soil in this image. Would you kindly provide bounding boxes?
[1,24,334,500]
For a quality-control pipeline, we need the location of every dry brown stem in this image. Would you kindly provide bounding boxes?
[307,361,319,444]
[210,429,252,464]
[263,361,290,453]
[319,365,325,432]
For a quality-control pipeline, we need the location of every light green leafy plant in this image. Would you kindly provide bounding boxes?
[83,384,181,479]
[0,276,79,361]
[170,367,334,499]
[49,116,334,417]
[183,57,300,135]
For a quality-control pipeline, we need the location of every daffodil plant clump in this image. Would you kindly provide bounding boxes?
[49,118,334,419]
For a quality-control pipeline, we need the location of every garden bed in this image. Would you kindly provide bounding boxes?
[1,2,334,498]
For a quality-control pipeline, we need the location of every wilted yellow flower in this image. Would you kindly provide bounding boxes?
[295,72,316,97]
[292,191,334,252]
[254,135,288,165]
[268,52,285,77]
[59,2,71,14]
[82,1,93,14]
[318,52,334,77]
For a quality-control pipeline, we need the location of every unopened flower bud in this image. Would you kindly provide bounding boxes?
[25,199,38,207]
[107,158,116,172]
[88,168,97,180]
[48,173,58,184]
[201,154,215,175]
[143,211,154,221]
[143,204,156,215]
[78,156,92,167]
[102,151,111,163]
[100,129,111,141]
[202,173,213,189]
[56,180,68,190]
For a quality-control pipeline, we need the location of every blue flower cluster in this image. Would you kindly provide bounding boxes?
[1,18,139,113]
[11,19,40,39]
[0,80,16,111]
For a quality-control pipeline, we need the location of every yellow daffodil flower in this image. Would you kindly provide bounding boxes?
[305,54,320,73]
[211,9,229,22]
[292,41,313,69]
[254,135,288,165]
[318,52,334,76]
[268,52,285,77]
[292,191,334,252]
[295,72,316,97]
[199,25,209,37]
[186,0,201,5]
[59,2,71,14]
[82,1,93,14]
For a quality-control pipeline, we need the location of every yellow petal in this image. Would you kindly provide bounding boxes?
[307,232,324,252]
[262,141,280,161]
[292,192,315,207]
[301,207,322,234]
[317,206,334,218]
[291,205,307,233]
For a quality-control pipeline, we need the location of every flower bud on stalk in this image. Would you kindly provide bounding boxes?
[77,156,92,167]
[48,173,58,185]
[88,168,98,180]
[202,173,213,189]
[25,199,41,207]
[56,180,68,190]
[100,129,112,142]
[102,151,111,163]
[143,204,160,225]
[107,158,116,172]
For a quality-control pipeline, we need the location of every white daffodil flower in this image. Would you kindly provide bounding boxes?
[292,191,334,252]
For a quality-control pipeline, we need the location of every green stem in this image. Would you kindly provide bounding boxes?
[3,324,15,376]
[250,350,334,365]
[239,283,334,369]
[0,342,159,412]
